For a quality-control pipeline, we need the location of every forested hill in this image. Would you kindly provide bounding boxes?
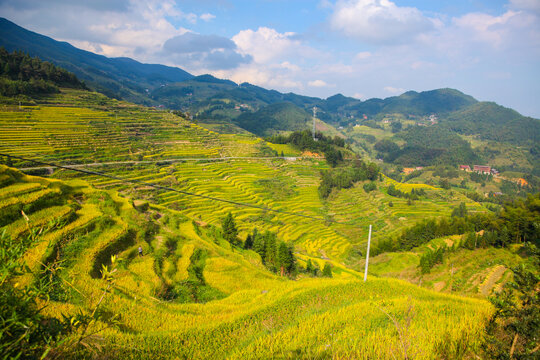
[443,102,540,145]
[0,17,193,103]
[234,102,312,136]
[0,48,85,96]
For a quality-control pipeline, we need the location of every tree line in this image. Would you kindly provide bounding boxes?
[387,184,426,200]
[267,130,347,167]
[377,194,540,254]
[319,160,379,198]
[222,212,334,278]
[222,212,297,277]
[0,47,85,96]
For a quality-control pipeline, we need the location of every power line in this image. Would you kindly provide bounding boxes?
[0,152,359,226]
[11,156,313,171]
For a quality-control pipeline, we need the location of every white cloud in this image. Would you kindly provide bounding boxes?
[215,63,303,90]
[353,93,365,100]
[308,80,329,87]
[383,86,405,94]
[232,27,301,63]
[330,0,436,44]
[161,33,251,70]
[318,0,334,9]
[222,27,326,91]
[200,13,216,22]
[452,10,522,48]
[280,62,301,71]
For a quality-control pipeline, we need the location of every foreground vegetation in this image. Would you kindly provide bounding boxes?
[0,165,495,359]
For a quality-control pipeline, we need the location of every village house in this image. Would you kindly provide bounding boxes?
[473,165,491,174]
[402,167,415,175]
[459,165,471,171]
[402,167,423,175]
[517,178,528,187]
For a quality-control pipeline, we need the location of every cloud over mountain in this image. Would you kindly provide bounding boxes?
[162,33,251,70]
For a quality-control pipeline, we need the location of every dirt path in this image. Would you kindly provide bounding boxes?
[17,156,291,171]
[479,265,506,296]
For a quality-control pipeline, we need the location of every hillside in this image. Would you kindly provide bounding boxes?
[443,101,540,145]
[0,48,85,97]
[1,87,502,263]
[0,71,538,359]
[0,164,495,359]
[234,102,312,136]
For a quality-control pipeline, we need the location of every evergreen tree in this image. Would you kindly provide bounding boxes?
[463,232,477,250]
[278,242,290,276]
[244,234,253,249]
[221,212,238,245]
[485,244,540,358]
[306,259,314,274]
[312,262,321,276]
[451,202,468,217]
[264,232,277,272]
[252,231,266,260]
[497,226,510,248]
[285,244,296,276]
[322,262,333,278]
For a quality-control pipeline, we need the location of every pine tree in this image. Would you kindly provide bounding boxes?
[278,242,289,276]
[306,259,314,274]
[221,212,238,245]
[264,232,277,272]
[244,234,253,249]
[322,262,332,278]
[452,202,468,218]
[464,232,476,250]
[497,226,510,248]
[285,244,296,276]
[252,231,266,260]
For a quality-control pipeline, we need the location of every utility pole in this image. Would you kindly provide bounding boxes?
[364,224,372,282]
[312,107,318,141]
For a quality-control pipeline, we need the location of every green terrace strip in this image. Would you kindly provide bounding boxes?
[1,153,358,226]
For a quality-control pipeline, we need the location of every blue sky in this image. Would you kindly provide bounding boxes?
[1,0,539,117]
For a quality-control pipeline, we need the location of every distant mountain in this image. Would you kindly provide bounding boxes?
[0,17,193,104]
[151,77,320,113]
[234,102,312,136]
[395,126,481,166]
[316,89,477,122]
[443,102,540,145]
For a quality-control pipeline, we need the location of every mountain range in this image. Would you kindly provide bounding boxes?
[1,17,538,168]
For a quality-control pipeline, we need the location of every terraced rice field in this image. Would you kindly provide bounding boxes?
[1,89,489,266]
[69,158,353,260]
[327,180,486,249]
[0,148,495,358]
[0,89,262,167]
